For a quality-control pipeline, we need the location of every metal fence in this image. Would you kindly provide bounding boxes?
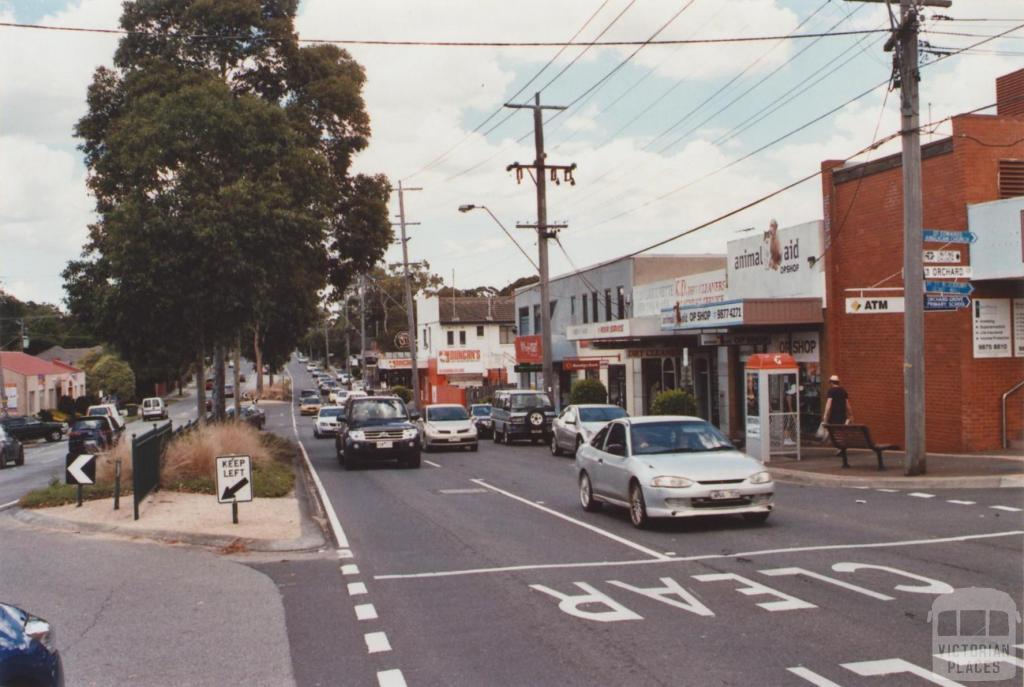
[131,422,172,520]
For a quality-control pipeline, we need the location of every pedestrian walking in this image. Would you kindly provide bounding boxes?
[823,375,853,425]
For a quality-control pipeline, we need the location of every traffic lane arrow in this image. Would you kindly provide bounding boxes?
[66,454,96,485]
[222,477,249,501]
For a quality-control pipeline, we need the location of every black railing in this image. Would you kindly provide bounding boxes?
[131,422,172,520]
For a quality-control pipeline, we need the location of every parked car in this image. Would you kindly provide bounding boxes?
[0,415,65,443]
[551,404,629,456]
[0,426,25,469]
[575,416,774,529]
[224,383,235,398]
[140,397,167,422]
[205,378,214,391]
[299,389,321,416]
[328,388,349,405]
[490,390,556,445]
[469,404,493,438]
[67,417,116,455]
[0,603,64,687]
[224,404,266,430]
[335,396,421,469]
[86,404,126,433]
[419,404,478,452]
[314,406,344,439]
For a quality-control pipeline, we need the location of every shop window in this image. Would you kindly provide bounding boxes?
[582,294,589,323]
[617,286,625,319]
[459,330,467,345]
[533,304,541,335]
[446,330,454,346]
[570,295,576,324]
[604,289,612,320]
[998,159,1024,198]
[518,307,530,334]
[476,325,484,337]
[591,292,599,323]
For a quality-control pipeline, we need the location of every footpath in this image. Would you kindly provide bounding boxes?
[768,445,1024,489]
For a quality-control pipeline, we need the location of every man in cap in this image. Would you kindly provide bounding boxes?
[823,374,853,426]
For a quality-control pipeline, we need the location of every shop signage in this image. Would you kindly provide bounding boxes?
[924,294,970,311]
[1014,300,1024,357]
[968,198,1024,280]
[770,332,820,363]
[625,348,682,359]
[925,280,974,295]
[923,266,972,279]
[661,300,744,331]
[514,335,543,364]
[845,297,904,314]
[566,320,631,341]
[923,229,977,244]
[632,270,727,317]
[726,220,825,302]
[923,249,961,263]
[514,363,542,373]
[377,357,413,370]
[563,358,601,371]
[972,299,1012,359]
[698,333,771,347]
[2,383,16,410]
[438,349,484,374]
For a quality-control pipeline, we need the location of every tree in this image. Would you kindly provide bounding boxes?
[650,389,698,416]
[390,385,412,404]
[569,379,608,405]
[87,354,136,401]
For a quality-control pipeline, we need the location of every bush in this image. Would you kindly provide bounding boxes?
[568,379,607,405]
[36,409,54,422]
[650,389,698,416]
[57,395,76,417]
[73,395,96,415]
[391,385,412,403]
[87,354,136,401]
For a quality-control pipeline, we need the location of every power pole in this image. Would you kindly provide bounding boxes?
[846,0,949,475]
[323,317,330,367]
[506,93,576,406]
[0,311,7,417]
[359,274,367,385]
[395,180,423,409]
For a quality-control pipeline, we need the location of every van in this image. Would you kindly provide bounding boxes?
[86,403,126,432]
[490,390,556,445]
[140,397,167,421]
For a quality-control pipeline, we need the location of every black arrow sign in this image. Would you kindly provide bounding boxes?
[221,477,249,501]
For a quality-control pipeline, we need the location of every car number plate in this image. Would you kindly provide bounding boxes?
[531,428,542,434]
[447,437,461,442]
[376,441,393,449]
[710,490,740,500]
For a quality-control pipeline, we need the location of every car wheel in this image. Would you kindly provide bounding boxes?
[579,472,599,512]
[314,430,320,439]
[629,482,650,529]
[47,429,62,443]
[0,453,6,469]
[550,434,562,456]
[404,452,422,469]
[503,428,513,446]
[491,427,500,443]
[15,447,24,467]
[742,512,770,525]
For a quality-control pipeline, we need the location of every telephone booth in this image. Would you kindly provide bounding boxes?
[744,353,800,463]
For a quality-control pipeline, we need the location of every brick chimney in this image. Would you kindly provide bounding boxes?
[996,68,1024,116]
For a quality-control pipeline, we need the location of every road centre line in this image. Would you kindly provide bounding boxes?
[991,505,1022,512]
[355,603,378,620]
[348,582,368,596]
[907,492,935,499]
[377,669,407,687]
[373,530,1024,581]
[341,564,360,575]
[946,500,976,505]
[469,478,672,561]
[365,632,392,654]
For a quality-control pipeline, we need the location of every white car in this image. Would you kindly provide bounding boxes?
[575,416,774,529]
[86,403,127,432]
[419,404,478,452]
[551,404,628,456]
[140,397,167,421]
[314,406,344,439]
[329,388,349,405]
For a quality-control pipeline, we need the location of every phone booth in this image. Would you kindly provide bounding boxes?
[744,353,800,463]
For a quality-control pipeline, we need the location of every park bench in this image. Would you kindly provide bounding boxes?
[824,424,899,470]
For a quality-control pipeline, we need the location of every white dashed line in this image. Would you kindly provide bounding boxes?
[946,500,976,505]
[424,459,441,468]
[876,489,899,493]
[338,549,354,559]
[341,564,360,576]
[365,632,392,654]
[991,505,1023,513]
[907,492,935,499]
[0,500,19,511]
[377,669,407,687]
[354,603,378,620]
[348,582,368,596]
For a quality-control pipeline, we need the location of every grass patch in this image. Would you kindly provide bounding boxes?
[163,459,293,497]
[19,479,119,509]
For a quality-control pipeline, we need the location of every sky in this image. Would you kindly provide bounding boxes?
[1,0,1022,306]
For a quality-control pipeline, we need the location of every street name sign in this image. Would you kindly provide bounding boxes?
[925,294,971,311]
[924,280,974,295]
[923,265,972,279]
[923,249,961,263]
[923,229,977,244]
[216,454,253,504]
[65,454,96,485]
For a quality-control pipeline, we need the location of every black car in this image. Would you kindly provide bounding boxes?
[0,416,64,443]
[490,390,556,445]
[469,404,493,438]
[0,426,24,469]
[67,417,116,455]
[0,603,64,687]
[335,396,421,470]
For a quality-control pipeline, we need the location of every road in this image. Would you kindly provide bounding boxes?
[275,360,1024,686]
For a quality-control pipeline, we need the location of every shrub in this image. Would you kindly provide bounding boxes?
[57,395,76,417]
[73,395,96,415]
[569,379,607,405]
[390,385,412,403]
[87,354,135,401]
[261,378,291,401]
[650,389,698,416]
[36,409,54,422]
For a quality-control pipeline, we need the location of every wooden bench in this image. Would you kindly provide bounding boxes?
[824,424,899,470]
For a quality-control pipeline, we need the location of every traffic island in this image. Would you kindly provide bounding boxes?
[768,446,1024,489]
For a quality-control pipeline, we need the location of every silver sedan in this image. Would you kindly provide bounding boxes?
[575,416,774,529]
[550,404,628,456]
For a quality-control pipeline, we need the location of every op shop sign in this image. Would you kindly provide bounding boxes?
[726,220,826,303]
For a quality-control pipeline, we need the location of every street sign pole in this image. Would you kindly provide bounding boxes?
[232,501,238,525]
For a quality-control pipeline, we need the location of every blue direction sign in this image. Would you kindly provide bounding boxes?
[923,229,977,244]
[925,280,974,295]
[925,294,971,311]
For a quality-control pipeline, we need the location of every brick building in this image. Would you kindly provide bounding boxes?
[820,69,1024,453]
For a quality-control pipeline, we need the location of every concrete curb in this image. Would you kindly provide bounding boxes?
[769,466,1024,490]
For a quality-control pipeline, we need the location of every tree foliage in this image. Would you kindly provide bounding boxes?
[568,379,608,405]
[650,389,698,416]
[390,385,412,404]
[86,354,136,401]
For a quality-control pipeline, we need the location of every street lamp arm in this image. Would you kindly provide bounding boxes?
[459,204,540,273]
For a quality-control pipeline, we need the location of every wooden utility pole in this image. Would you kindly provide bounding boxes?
[395,180,423,410]
[505,93,576,405]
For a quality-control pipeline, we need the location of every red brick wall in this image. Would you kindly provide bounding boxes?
[822,113,1024,453]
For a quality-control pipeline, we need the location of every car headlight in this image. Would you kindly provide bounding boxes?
[348,430,365,441]
[402,428,418,439]
[748,470,772,484]
[650,476,695,488]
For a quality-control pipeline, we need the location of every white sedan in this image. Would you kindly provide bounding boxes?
[550,404,627,456]
[419,404,478,451]
[575,416,774,529]
[314,406,344,439]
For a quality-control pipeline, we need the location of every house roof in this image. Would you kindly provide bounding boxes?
[0,351,77,377]
[51,359,84,374]
[36,345,101,366]
[438,297,515,324]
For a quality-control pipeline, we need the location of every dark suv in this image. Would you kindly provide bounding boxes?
[335,396,421,470]
[0,415,65,443]
[490,390,555,445]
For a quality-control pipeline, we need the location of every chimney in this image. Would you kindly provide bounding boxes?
[996,68,1024,116]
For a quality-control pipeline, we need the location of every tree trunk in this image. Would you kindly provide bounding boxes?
[213,343,226,421]
[233,335,241,416]
[196,347,206,425]
[253,323,264,398]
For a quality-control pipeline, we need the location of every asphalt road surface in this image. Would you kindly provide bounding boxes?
[275,360,1024,686]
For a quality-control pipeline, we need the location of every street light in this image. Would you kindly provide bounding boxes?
[458,204,539,272]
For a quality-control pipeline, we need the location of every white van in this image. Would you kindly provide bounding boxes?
[86,403,127,432]
[141,397,167,421]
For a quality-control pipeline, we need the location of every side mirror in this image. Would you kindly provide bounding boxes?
[605,443,626,456]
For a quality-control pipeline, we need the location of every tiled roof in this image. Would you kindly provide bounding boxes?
[438,297,515,324]
[51,359,84,374]
[0,351,75,377]
[37,345,101,365]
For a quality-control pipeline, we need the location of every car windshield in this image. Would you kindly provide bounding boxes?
[629,421,734,455]
[510,393,552,410]
[74,419,106,430]
[471,405,491,417]
[301,390,319,399]
[87,408,107,416]
[579,407,627,422]
[350,399,407,423]
[319,408,343,418]
[427,406,469,421]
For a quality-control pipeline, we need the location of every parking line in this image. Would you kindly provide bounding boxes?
[377,669,407,687]
[354,603,378,620]
[365,632,392,654]
[470,478,672,561]
[991,505,1022,513]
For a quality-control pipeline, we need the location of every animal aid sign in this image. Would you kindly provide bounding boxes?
[726,220,826,303]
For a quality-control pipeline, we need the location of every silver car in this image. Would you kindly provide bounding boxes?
[575,416,774,529]
[550,404,628,456]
